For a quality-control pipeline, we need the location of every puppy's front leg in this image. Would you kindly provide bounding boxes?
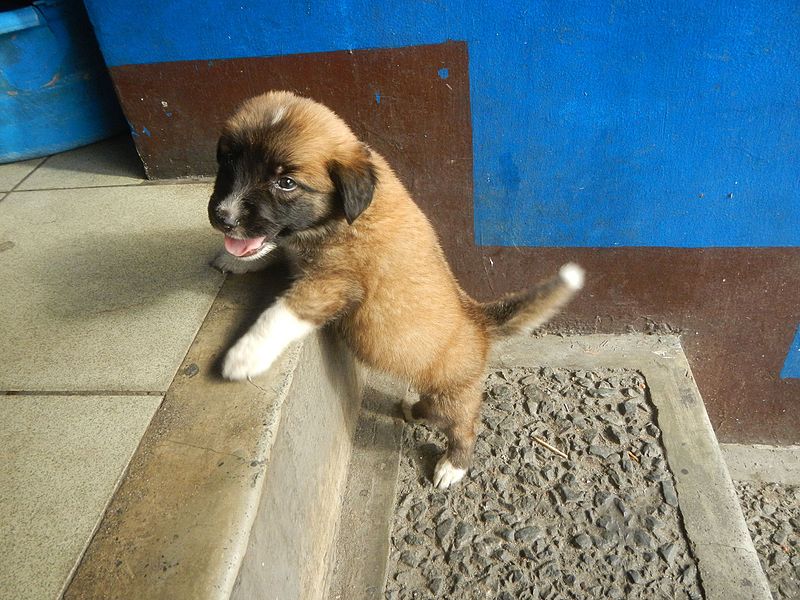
[221,277,361,381]
[222,298,313,380]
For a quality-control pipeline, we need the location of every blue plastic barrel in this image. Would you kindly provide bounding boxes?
[0,0,125,163]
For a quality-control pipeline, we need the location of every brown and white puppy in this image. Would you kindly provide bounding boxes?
[208,91,584,488]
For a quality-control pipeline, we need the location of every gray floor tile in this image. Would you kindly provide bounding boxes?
[0,394,162,600]
[17,136,146,190]
[0,184,225,391]
[0,158,45,193]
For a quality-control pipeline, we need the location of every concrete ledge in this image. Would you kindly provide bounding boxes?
[64,271,362,600]
[327,375,406,600]
[720,443,800,485]
[231,331,362,600]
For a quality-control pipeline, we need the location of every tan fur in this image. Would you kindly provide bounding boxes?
[218,91,582,481]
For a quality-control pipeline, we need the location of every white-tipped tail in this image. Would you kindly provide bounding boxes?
[559,262,585,291]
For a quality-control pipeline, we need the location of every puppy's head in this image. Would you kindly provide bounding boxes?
[208,91,376,260]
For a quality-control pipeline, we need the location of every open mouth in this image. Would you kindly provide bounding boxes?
[223,235,271,258]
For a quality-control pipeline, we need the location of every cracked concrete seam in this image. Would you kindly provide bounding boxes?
[162,439,248,461]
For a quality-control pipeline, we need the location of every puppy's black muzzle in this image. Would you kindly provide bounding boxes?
[217,210,239,232]
[208,203,239,233]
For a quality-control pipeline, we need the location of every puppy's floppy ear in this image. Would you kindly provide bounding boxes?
[328,145,376,224]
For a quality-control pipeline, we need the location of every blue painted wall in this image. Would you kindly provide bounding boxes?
[782,326,800,379]
[84,0,800,247]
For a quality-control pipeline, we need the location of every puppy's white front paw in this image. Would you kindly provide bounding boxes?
[221,338,272,380]
[433,456,467,489]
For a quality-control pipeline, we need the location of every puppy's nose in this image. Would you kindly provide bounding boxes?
[217,210,239,231]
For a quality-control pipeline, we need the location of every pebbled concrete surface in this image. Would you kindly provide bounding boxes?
[385,367,703,599]
[734,482,799,600]
[492,335,771,600]
[329,335,772,600]
[722,444,800,599]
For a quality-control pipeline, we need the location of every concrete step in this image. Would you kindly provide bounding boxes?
[64,270,362,600]
[328,335,773,600]
[60,290,775,600]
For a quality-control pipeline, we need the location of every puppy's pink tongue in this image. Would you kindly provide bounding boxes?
[224,236,267,257]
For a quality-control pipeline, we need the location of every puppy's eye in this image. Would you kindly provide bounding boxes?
[276,176,297,191]
[216,140,234,165]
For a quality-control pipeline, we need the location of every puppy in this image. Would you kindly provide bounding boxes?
[208,91,584,488]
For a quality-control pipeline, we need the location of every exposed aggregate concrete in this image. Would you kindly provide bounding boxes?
[385,367,704,599]
[734,481,799,600]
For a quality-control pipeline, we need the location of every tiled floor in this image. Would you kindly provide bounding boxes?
[0,395,163,600]
[0,158,45,193]
[0,138,224,599]
[16,137,147,190]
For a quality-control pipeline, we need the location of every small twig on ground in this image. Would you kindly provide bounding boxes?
[627,450,640,463]
[532,435,568,459]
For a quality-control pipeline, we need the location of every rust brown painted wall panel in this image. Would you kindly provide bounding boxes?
[109,44,799,444]
[461,247,800,446]
[111,43,472,189]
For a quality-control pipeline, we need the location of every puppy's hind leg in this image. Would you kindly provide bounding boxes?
[412,383,483,489]
[435,422,477,489]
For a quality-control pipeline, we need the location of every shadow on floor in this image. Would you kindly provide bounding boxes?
[41,228,221,318]
[39,135,146,179]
